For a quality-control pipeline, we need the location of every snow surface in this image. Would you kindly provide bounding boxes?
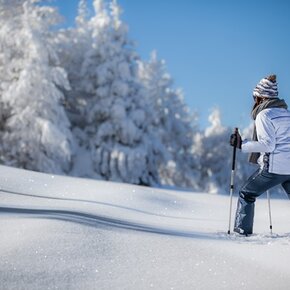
[1,165,290,290]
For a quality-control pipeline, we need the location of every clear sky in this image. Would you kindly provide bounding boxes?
[52,0,290,129]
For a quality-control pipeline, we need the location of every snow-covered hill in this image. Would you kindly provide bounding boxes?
[1,165,290,290]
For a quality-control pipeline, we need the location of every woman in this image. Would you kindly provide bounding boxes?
[230,74,290,235]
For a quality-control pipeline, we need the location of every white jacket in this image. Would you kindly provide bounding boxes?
[242,107,290,174]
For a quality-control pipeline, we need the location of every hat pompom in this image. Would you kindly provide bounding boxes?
[267,74,276,83]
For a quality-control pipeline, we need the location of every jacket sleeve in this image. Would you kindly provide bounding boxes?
[242,111,276,153]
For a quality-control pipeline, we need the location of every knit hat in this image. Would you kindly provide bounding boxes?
[253,74,278,98]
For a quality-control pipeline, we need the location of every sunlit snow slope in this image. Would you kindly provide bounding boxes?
[1,165,290,290]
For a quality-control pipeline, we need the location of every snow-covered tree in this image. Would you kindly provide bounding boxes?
[0,0,74,173]
[137,51,199,189]
[193,109,232,193]
[55,0,92,130]
[68,0,165,185]
[194,108,253,193]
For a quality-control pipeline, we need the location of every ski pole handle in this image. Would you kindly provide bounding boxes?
[231,128,239,171]
[228,127,239,234]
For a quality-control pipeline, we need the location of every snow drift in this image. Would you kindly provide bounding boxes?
[1,165,290,289]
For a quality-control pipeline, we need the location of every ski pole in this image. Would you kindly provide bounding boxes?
[267,190,273,235]
[228,127,238,235]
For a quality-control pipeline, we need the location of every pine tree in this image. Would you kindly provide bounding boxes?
[194,108,253,193]
[70,0,164,185]
[137,51,199,188]
[0,0,74,173]
[55,0,91,131]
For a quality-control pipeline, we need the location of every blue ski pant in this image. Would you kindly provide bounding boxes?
[234,168,290,234]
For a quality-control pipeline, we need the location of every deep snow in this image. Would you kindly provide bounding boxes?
[1,165,290,290]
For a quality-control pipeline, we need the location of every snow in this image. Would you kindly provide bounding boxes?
[1,165,290,289]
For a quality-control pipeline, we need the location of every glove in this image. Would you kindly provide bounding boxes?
[230,130,242,149]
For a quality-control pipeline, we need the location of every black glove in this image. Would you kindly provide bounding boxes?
[230,130,242,149]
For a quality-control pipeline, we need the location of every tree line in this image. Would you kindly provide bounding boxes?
[0,0,254,192]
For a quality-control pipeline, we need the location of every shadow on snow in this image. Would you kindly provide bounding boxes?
[0,205,223,241]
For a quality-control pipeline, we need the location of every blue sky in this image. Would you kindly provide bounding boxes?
[52,0,290,129]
